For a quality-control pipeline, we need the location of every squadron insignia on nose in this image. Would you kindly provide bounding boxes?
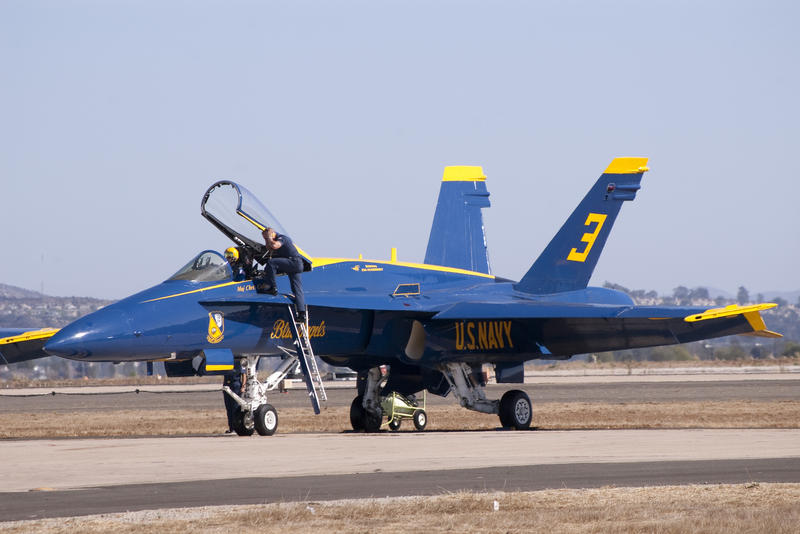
[207,312,224,343]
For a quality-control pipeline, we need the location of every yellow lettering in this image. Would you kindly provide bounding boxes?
[478,322,488,349]
[487,322,498,349]
[456,321,514,352]
[503,321,513,348]
[270,319,327,340]
[567,213,607,262]
[308,320,326,338]
[493,322,504,349]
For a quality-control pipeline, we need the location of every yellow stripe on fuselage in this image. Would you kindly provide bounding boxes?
[604,157,649,174]
[312,257,496,279]
[0,328,59,345]
[142,281,247,303]
[147,257,493,304]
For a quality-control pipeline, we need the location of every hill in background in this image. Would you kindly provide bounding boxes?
[0,283,113,329]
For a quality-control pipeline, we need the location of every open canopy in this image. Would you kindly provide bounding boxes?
[201,181,311,269]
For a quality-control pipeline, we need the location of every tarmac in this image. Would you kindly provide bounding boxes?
[1,370,798,521]
[2,430,799,521]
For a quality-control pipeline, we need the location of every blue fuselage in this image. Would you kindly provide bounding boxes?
[46,254,736,372]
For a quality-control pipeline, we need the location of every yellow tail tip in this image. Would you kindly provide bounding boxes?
[604,157,649,174]
[442,166,487,182]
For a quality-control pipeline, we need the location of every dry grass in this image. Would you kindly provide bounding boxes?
[2,400,799,438]
[2,483,799,533]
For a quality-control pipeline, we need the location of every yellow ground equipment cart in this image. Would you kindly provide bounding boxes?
[381,391,427,431]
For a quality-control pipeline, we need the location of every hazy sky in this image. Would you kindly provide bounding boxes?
[2,1,798,300]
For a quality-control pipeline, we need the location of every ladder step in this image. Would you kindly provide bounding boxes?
[287,307,327,414]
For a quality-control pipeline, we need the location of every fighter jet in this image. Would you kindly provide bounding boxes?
[0,157,780,434]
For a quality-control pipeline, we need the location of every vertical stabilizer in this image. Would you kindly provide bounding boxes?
[424,166,491,274]
[513,157,649,294]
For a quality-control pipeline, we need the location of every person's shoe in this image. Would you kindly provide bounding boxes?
[296,311,307,323]
[255,280,278,295]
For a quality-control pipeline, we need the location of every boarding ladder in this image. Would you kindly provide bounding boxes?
[287,306,327,414]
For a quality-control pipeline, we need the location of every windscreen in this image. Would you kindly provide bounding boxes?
[168,251,232,282]
[201,181,288,250]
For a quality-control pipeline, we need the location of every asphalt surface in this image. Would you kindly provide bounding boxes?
[3,457,799,522]
[2,380,798,413]
[1,377,798,523]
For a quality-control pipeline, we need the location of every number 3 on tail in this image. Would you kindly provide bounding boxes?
[567,213,607,262]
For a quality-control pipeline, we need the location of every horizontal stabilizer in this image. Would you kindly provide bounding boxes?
[685,303,782,338]
[683,303,776,322]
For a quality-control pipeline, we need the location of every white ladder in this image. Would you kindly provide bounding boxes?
[287,306,327,414]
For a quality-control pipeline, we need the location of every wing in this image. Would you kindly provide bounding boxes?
[0,328,60,365]
[432,301,779,356]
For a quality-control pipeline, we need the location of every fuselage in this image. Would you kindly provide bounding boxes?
[43,251,640,369]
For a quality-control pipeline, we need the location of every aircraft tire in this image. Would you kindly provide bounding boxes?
[388,418,401,431]
[350,395,365,431]
[254,404,278,436]
[363,407,383,433]
[499,390,532,430]
[412,409,427,431]
[232,408,255,436]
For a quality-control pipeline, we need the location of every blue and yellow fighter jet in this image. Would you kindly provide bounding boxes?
[0,157,780,434]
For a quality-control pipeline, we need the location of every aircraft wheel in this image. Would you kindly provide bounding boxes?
[350,395,365,431]
[499,390,532,430]
[232,408,255,436]
[412,409,427,431]
[254,404,278,436]
[363,407,383,433]
[388,418,401,431]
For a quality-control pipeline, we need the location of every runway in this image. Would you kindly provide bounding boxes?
[1,375,798,522]
[3,458,799,522]
[2,429,799,521]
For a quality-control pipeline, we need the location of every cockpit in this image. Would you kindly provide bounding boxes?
[168,251,231,282]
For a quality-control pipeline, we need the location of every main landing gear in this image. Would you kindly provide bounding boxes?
[349,367,429,432]
[348,362,532,432]
[223,354,298,436]
[440,362,532,430]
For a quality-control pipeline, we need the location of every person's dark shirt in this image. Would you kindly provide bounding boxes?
[272,233,300,259]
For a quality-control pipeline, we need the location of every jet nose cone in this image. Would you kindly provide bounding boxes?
[45,308,132,359]
[44,328,85,358]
